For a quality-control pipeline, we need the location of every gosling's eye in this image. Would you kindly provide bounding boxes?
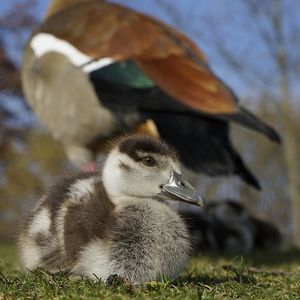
[142,156,156,167]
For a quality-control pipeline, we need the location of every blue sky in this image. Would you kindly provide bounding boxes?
[1,0,299,102]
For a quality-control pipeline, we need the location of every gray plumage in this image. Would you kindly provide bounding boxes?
[18,135,194,283]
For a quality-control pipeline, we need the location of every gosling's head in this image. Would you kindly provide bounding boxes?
[103,135,203,206]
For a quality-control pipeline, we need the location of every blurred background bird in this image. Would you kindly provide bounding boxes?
[22,0,281,191]
[181,199,282,254]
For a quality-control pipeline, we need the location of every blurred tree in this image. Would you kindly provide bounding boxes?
[0,129,66,240]
[157,0,299,245]
[0,42,20,93]
[256,0,300,246]
[221,0,300,245]
[0,0,37,181]
[0,0,66,240]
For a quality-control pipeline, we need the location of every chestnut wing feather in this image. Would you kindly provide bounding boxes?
[38,1,237,114]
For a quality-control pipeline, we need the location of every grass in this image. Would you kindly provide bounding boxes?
[1,244,300,299]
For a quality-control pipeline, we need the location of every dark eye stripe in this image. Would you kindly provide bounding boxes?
[142,156,156,167]
[119,136,177,162]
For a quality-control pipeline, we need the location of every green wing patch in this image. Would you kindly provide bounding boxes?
[90,60,156,89]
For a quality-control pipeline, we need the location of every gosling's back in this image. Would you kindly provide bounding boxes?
[18,171,191,282]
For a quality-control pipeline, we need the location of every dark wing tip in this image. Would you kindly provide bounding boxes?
[241,169,262,191]
[219,107,281,144]
[266,128,281,144]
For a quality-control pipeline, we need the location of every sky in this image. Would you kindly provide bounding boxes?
[1,0,299,102]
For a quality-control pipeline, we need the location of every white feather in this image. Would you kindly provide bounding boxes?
[28,207,51,236]
[82,58,115,73]
[72,239,111,281]
[19,235,42,270]
[103,149,180,207]
[30,33,114,73]
[68,178,96,202]
[56,204,69,254]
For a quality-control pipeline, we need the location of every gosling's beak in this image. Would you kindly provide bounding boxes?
[160,171,204,207]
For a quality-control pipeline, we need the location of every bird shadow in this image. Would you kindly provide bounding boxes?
[199,247,300,267]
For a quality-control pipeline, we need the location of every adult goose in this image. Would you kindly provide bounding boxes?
[22,0,280,189]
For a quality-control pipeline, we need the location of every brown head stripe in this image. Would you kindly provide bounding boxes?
[118,135,177,162]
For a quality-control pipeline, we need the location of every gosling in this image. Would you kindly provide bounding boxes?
[18,135,203,283]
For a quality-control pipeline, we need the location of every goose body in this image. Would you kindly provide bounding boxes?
[18,135,202,283]
[22,0,280,189]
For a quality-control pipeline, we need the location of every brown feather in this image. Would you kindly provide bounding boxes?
[38,1,238,114]
[136,56,237,114]
[45,0,102,19]
[64,178,114,265]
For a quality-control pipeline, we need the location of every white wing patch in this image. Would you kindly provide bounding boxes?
[56,204,69,254]
[82,58,115,73]
[68,177,96,201]
[30,33,114,73]
[72,239,112,281]
[28,207,51,236]
[19,236,43,270]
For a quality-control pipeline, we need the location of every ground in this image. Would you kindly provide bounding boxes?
[1,244,300,299]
